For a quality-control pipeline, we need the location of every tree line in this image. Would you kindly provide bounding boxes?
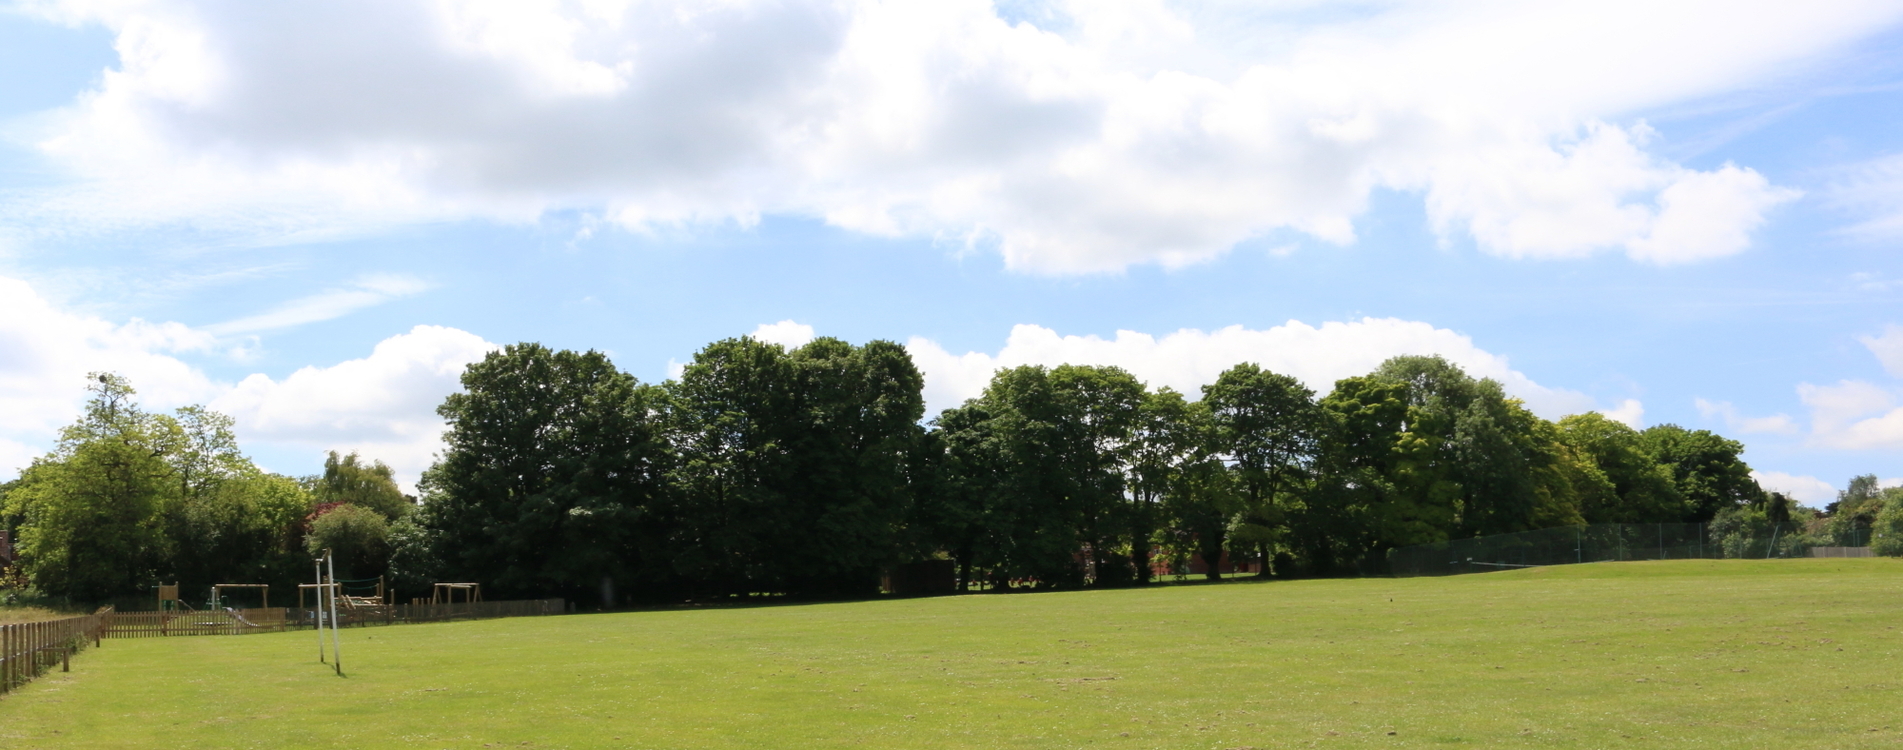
[0,375,411,604]
[4,337,1897,606]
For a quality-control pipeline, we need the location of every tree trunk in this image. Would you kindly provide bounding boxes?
[1199,530,1225,581]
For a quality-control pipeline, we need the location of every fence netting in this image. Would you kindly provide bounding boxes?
[1388,522,1815,577]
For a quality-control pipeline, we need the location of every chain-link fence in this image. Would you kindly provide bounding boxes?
[1387,522,1816,577]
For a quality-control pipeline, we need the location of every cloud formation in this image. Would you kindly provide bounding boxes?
[1751,470,1838,507]
[1791,327,1903,450]
[1596,399,1645,429]
[13,0,1867,272]
[749,319,817,349]
[212,325,498,489]
[0,274,222,462]
[1694,397,1799,435]
[904,318,1599,419]
[0,274,492,488]
[206,274,432,335]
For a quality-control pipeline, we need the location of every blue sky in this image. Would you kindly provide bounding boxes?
[3,1,1903,504]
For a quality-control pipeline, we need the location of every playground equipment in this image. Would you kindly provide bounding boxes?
[157,583,188,612]
[299,576,387,609]
[429,582,482,605]
[209,583,268,609]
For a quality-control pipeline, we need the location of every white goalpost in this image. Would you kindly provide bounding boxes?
[313,549,343,676]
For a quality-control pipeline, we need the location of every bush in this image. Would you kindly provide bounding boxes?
[305,504,391,580]
[1873,496,1903,557]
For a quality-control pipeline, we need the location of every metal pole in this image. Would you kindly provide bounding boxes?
[314,559,326,664]
[326,550,343,676]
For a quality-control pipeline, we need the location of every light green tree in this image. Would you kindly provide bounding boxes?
[3,374,175,599]
[315,451,411,520]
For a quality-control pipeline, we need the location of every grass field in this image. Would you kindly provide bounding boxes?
[1,559,1899,749]
[0,605,75,624]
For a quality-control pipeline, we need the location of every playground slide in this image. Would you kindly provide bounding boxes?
[223,608,263,628]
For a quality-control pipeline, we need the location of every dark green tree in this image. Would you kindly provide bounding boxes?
[1049,365,1143,586]
[1203,364,1321,575]
[422,344,669,605]
[663,336,923,597]
[1155,401,1238,580]
[1126,387,1200,582]
[1640,424,1761,522]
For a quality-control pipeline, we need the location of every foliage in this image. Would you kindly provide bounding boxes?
[0,373,335,603]
[1203,363,1319,573]
[9,339,1817,602]
[660,336,924,598]
[314,452,411,520]
[421,343,669,604]
[1555,413,1686,523]
[1872,490,1903,556]
[1640,424,1761,522]
[304,503,391,580]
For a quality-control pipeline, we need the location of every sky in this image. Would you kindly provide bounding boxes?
[3,0,1903,506]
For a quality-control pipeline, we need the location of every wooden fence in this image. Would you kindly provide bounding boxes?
[102,608,289,638]
[1,607,112,695]
[103,599,564,638]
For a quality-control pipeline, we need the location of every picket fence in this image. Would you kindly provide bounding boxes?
[0,607,112,695]
[102,598,564,638]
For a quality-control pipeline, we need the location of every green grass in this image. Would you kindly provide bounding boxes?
[0,605,77,624]
[3,559,1901,749]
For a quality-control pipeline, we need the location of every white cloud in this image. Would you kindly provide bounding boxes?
[1858,325,1903,378]
[0,274,493,488]
[0,274,222,476]
[1694,397,1799,435]
[1751,470,1838,508]
[9,0,1874,272]
[1782,326,1903,449]
[1798,379,1903,450]
[1597,399,1644,429]
[212,325,498,490]
[904,318,1598,419]
[1832,153,1903,239]
[205,274,432,335]
[749,320,816,349]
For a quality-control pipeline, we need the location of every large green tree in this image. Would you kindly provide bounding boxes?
[422,344,669,605]
[1203,364,1321,575]
[0,374,309,601]
[1639,425,1760,522]
[663,336,924,597]
[1555,413,1686,523]
[1126,387,1202,582]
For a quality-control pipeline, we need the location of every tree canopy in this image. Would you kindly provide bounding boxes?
[1,339,1846,607]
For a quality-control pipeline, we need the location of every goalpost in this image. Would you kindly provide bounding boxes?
[312,549,343,676]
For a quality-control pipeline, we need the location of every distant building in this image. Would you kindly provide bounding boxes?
[0,528,13,565]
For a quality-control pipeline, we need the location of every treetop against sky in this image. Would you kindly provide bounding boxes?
[2,1,1902,503]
